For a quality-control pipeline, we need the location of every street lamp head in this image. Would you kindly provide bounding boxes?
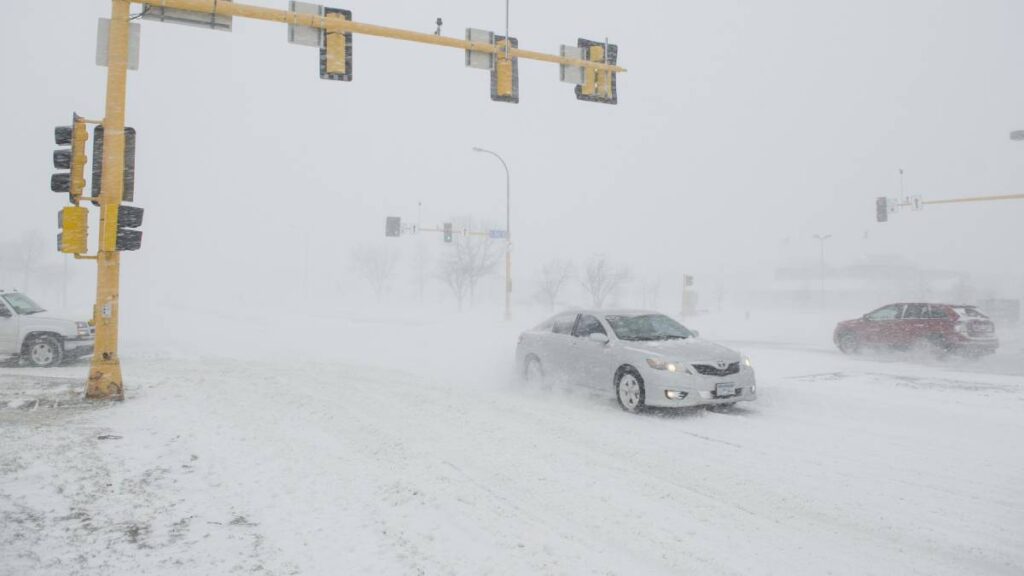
[1011,130,1024,142]
[472,146,484,153]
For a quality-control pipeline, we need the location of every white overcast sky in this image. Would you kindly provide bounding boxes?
[2,0,1022,305]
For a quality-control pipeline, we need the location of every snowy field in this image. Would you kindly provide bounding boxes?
[2,307,1023,575]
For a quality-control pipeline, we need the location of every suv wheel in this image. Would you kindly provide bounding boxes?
[837,332,860,355]
[26,336,64,368]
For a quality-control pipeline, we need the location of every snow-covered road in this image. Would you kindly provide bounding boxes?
[2,311,1023,575]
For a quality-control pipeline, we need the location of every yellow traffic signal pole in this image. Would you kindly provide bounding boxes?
[80,0,625,400]
[86,0,131,400]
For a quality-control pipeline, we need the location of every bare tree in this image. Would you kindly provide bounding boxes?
[0,232,48,293]
[535,259,575,311]
[351,244,400,302]
[437,235,501,310]
[580,255,630,309]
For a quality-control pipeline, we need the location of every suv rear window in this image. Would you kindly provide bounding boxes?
[952,306,988,319]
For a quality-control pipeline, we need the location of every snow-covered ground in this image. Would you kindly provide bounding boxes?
[2,307,1023,575]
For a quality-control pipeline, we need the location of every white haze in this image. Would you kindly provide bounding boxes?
[1,0,1022,319]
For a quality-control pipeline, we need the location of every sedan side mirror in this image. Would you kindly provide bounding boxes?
[588,333,610,345]
[0,307,10,319]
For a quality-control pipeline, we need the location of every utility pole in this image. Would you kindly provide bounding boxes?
[812,234,831,310]
[61,0,625,400]
[472,147,512,320]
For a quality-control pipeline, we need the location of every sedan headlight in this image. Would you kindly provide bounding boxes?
[743,356,753,369]
[646,358,694,374]
[647,358,677,372]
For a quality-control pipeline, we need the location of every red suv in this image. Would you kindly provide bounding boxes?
[834,303,999,357]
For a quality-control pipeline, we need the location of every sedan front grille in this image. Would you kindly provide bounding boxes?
[692,362,740,377]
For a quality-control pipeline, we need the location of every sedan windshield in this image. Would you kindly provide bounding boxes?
[2,293,45,315]
[605,314,692,341]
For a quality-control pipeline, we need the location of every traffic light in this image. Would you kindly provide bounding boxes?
[51,115,89,202]
[876,197,888,223]
[575,38,618,105]
[443,222,453,243]
[320,7,353,82]
[684,274,694,287]
[385,216,401,237]
[104,205,144,251]
[57,206,89,254]
[91,126,137,204]
[490,36,519,103]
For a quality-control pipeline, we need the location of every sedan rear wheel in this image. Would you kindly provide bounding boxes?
[615,370,645,413]
[524,356,545,384]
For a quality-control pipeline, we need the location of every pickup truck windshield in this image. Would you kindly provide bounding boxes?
[2,293,45,315]
[605,314,692,341]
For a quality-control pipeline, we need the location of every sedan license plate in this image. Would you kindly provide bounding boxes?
[715,383,735,397]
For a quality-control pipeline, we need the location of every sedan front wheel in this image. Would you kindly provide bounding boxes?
[615,369,646,413]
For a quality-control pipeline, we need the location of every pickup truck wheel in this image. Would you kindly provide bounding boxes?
[26,336,63,368]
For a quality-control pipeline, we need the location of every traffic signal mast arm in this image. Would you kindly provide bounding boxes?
[924,193,1024,206]
[130,0,627,74]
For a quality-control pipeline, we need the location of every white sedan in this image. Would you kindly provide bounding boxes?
[515,310,756,413]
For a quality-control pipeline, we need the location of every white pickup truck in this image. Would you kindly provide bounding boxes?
[0,290,94,367]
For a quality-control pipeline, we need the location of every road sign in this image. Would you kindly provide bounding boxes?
[288,1,322,47]
[465,28,495,70]
[559,45,585,85]
[488,229,507,240]
[96,18,141,70]
[1012,130,1024,142]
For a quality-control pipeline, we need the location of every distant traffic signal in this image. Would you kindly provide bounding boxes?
[490,36,519,103]
[92,125,137,204]
[320,7,353,82]
[876,197,888,223]
[57,206,89,254]
[443,222,453,243]
[385,216,401,237]
[51,115,89,202]
[574,38,618,105]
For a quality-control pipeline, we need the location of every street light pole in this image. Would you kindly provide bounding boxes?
[472,146,512,320]
[812,234,831,309]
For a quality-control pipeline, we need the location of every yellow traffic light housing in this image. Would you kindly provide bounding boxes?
[58,206,89,254]
[51,114,89,202]
[575,39,618,105]
[490,36,519,103]
[320,7,353,81]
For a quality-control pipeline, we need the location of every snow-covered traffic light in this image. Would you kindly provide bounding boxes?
[443,222,453,243]
[57,206,89,254]
[104,205,144,252]
[320,7,353,82]
[573,39,618,105]
[51,115,89,202]
[385,216,402,237]
[91,126,137,204]
[490,36,519,103]
[876,197,888,223]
